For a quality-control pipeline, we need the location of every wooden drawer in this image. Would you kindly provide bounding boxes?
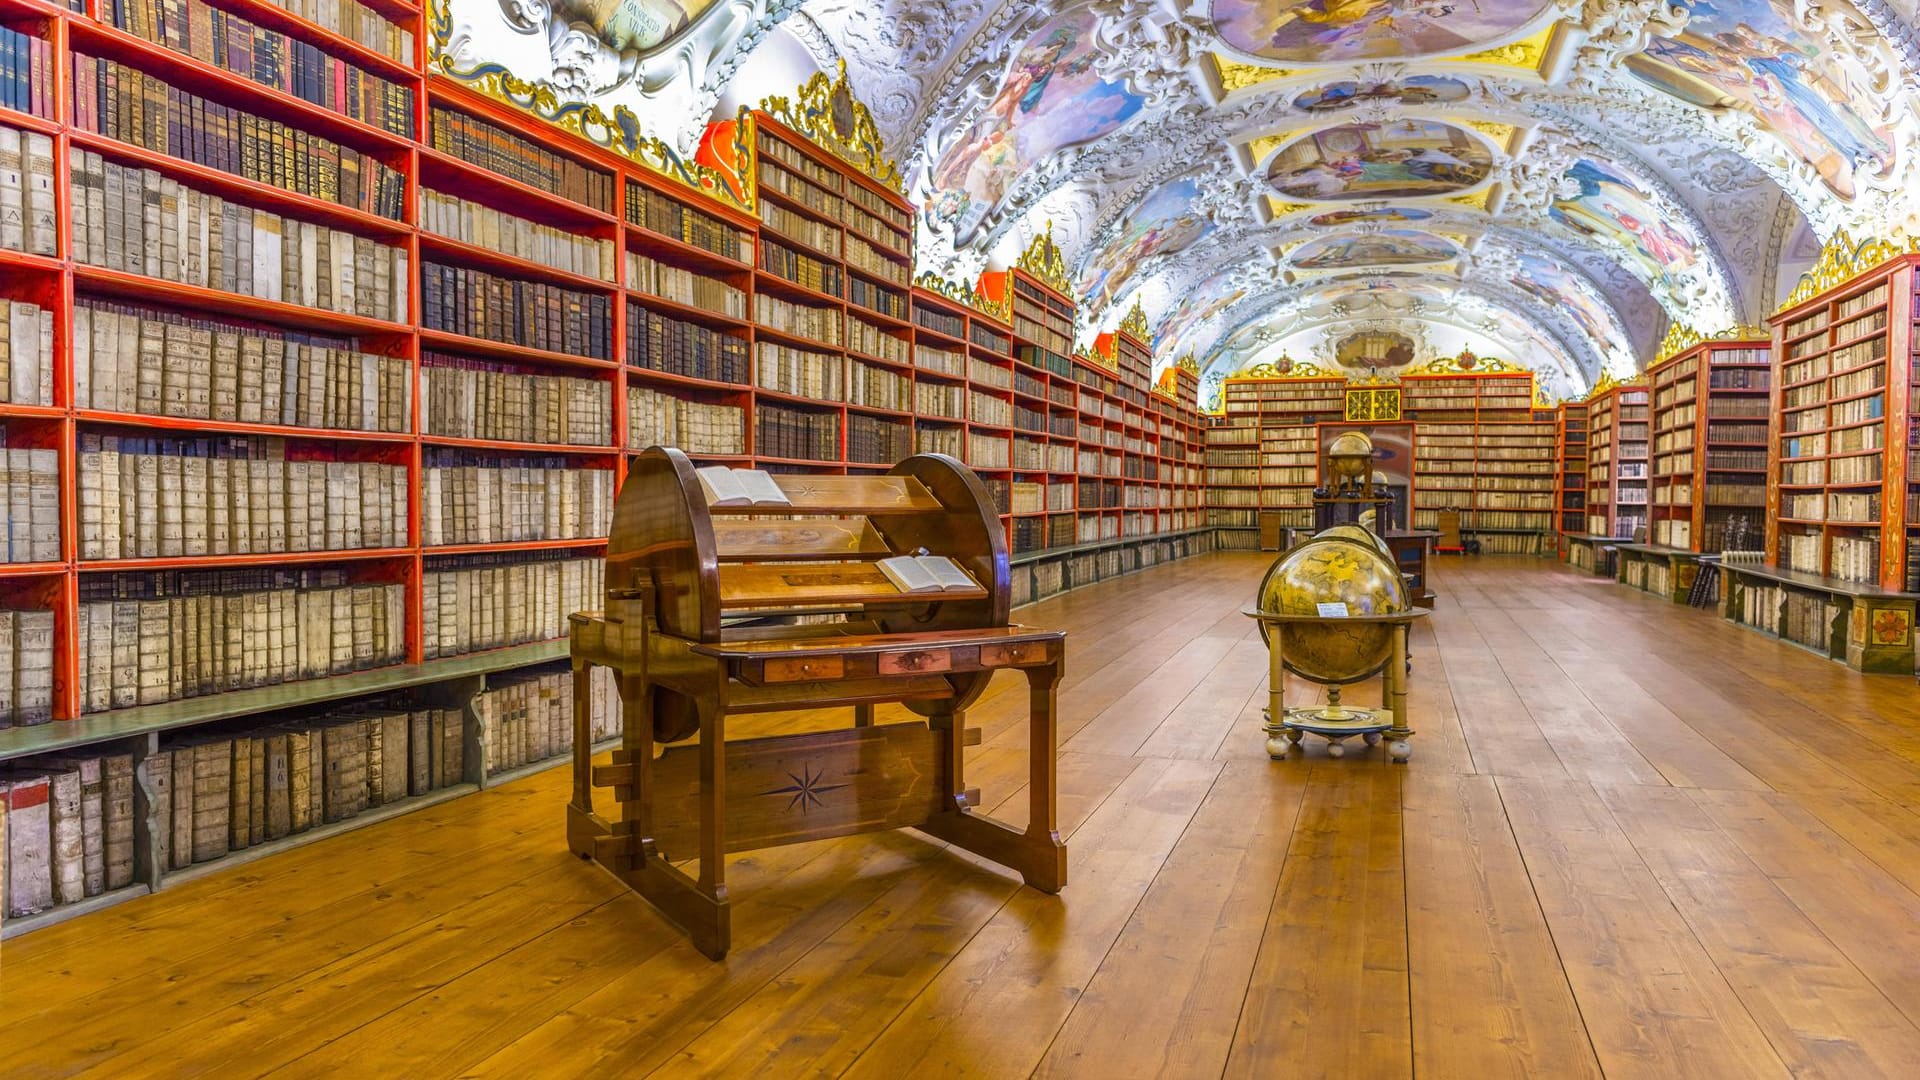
[761,656,846,683]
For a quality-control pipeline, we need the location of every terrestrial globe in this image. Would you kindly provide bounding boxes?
[1317,523,1391,557]
[1254,536,1410,684]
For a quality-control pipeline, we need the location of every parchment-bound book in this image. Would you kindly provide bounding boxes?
[307,727,324,828]
[41,758,106,897]
[169,747,194,870]
[147,749,173,879]
[379,711,409,806]
[15,609,54,725]
[190,740,229,863]
[248,736,266,847]
[322,719,367,824]
[364,714,386,809]
[409,710,432,796]
[23,132,55,256]
[3,774,52,916]
[46,766,84,904]
[0,127,22,252]
[227,736,252,850]
[103,754,134,889]
[286,729,312,834]
[263,730,288,841]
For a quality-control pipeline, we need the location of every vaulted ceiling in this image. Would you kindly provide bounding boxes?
[446,0,1920,402]
[728,0,1917,402]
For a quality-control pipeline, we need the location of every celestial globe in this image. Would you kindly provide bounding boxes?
[1254,536,1409,684]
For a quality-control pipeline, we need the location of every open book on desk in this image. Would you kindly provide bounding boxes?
[696,466,791,507]
[876,554,979,594]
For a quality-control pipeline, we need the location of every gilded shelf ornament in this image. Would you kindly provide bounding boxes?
[1777,229,1920,312]
[1174,354,1201,375]
[1237,357,1332,379]
[1418,349,1519,374]
[1078,344,1118,371]
[1652,321,1703,365]
[758,59,903,193]
[913,270,1004,321]
[426,0,747,211]
[1344,387,1403,422]
[1017,222,1075,298]
[1118,299,1151,343]
[1210,54,1296,93]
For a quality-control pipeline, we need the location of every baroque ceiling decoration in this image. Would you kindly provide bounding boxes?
[690,0,1920,396]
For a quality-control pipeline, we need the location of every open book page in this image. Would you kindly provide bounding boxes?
[877,555,977,593]
[733,469,790,505]
[695,465,749,506]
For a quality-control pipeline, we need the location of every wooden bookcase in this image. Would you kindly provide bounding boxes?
[1646,338,1771,552]
[1404,373,1555,554]
[1768,255,1919,591]
[1582,381,1650,539]
[1556,401,1589,551]
[0,0,1215,930]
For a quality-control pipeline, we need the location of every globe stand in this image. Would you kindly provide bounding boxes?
[1243,609,1429,764]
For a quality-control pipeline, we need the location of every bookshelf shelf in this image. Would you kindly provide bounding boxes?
[416,233,614,293]
[72,266,413,336]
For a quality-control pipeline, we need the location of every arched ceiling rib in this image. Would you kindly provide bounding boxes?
[760,0,1920,395]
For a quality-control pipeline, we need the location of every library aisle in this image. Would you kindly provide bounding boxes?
[6,551,1920,1079]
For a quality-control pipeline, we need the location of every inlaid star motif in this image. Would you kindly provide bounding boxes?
[759,764,849,812]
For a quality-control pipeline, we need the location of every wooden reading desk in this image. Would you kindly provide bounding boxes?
[567,449,1068,958]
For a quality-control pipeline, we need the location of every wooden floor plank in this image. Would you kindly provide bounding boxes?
[1225,765,1411,1079]
[1402,771,1603,1079]
[841,758,1223,1079]
[1497,777,1791,1079]
[1034,759,1310,1077]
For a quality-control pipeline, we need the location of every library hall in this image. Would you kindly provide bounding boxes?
[8,0,1920,1077]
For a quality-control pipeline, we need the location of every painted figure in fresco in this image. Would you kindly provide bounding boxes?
[1552,161,1696,275]
[498,0,711,96]
[1631,2,1892,200]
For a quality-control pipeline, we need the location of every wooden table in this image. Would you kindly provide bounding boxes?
[1563,533,1625,576]
[1381,529,1438,608]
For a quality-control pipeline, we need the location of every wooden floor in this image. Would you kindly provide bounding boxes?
[8,553,1920,1078]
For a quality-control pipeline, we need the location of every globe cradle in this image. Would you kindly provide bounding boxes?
[1256,537,1411,685]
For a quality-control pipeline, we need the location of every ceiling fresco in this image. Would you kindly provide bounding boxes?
[586,0,1920,398]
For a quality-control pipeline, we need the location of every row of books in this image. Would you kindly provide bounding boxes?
[849,360,909,413]
[847,414,911,465]
[77,436,407,558]
[627,386,745,455]
[73,54,406,219]
[627,252,745,318]
[75,300,411,431]
[71,153,410,322]
[628,306,748,384]
[77,572,407,711]
[848,277,907,320]
[421,261,612,358]
[146,704,465,878]
[421,358,611,447]
[1,444,59,564]
[846,234,908,284]
[756,341,843,400]
[478,667,620,775]
[421,555,602,659]
[431,105,613,213]
[0,608,55,727]
[419,459,612,545]
[626,181,751,262]
[422,188,615,281]
[755,292,841,345]
[0,297,53,406]
[0,126,56,254]
[105,0,415,136]
[0,26,53,119]
[115,0,414,64]
[914,380,963,420]
[849,315,908,365]
[755,403,838,461]
[760,240,841,296]
[0,751,134,917]
[758,199,839,256]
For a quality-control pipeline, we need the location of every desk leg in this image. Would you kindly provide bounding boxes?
[570,658,594,815]
[853,703,874,727]
[1386,623,1412,763]
[1023,664,1067,893]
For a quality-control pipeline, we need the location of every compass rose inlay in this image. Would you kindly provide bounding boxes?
[758,764,850,812]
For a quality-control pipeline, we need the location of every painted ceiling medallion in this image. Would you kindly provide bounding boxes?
[1290,229,1460,269]
[1292,76,1470,114]
[1307,207,1434,227]
[1210,0,1557,64]
[1267,120,1492,201]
